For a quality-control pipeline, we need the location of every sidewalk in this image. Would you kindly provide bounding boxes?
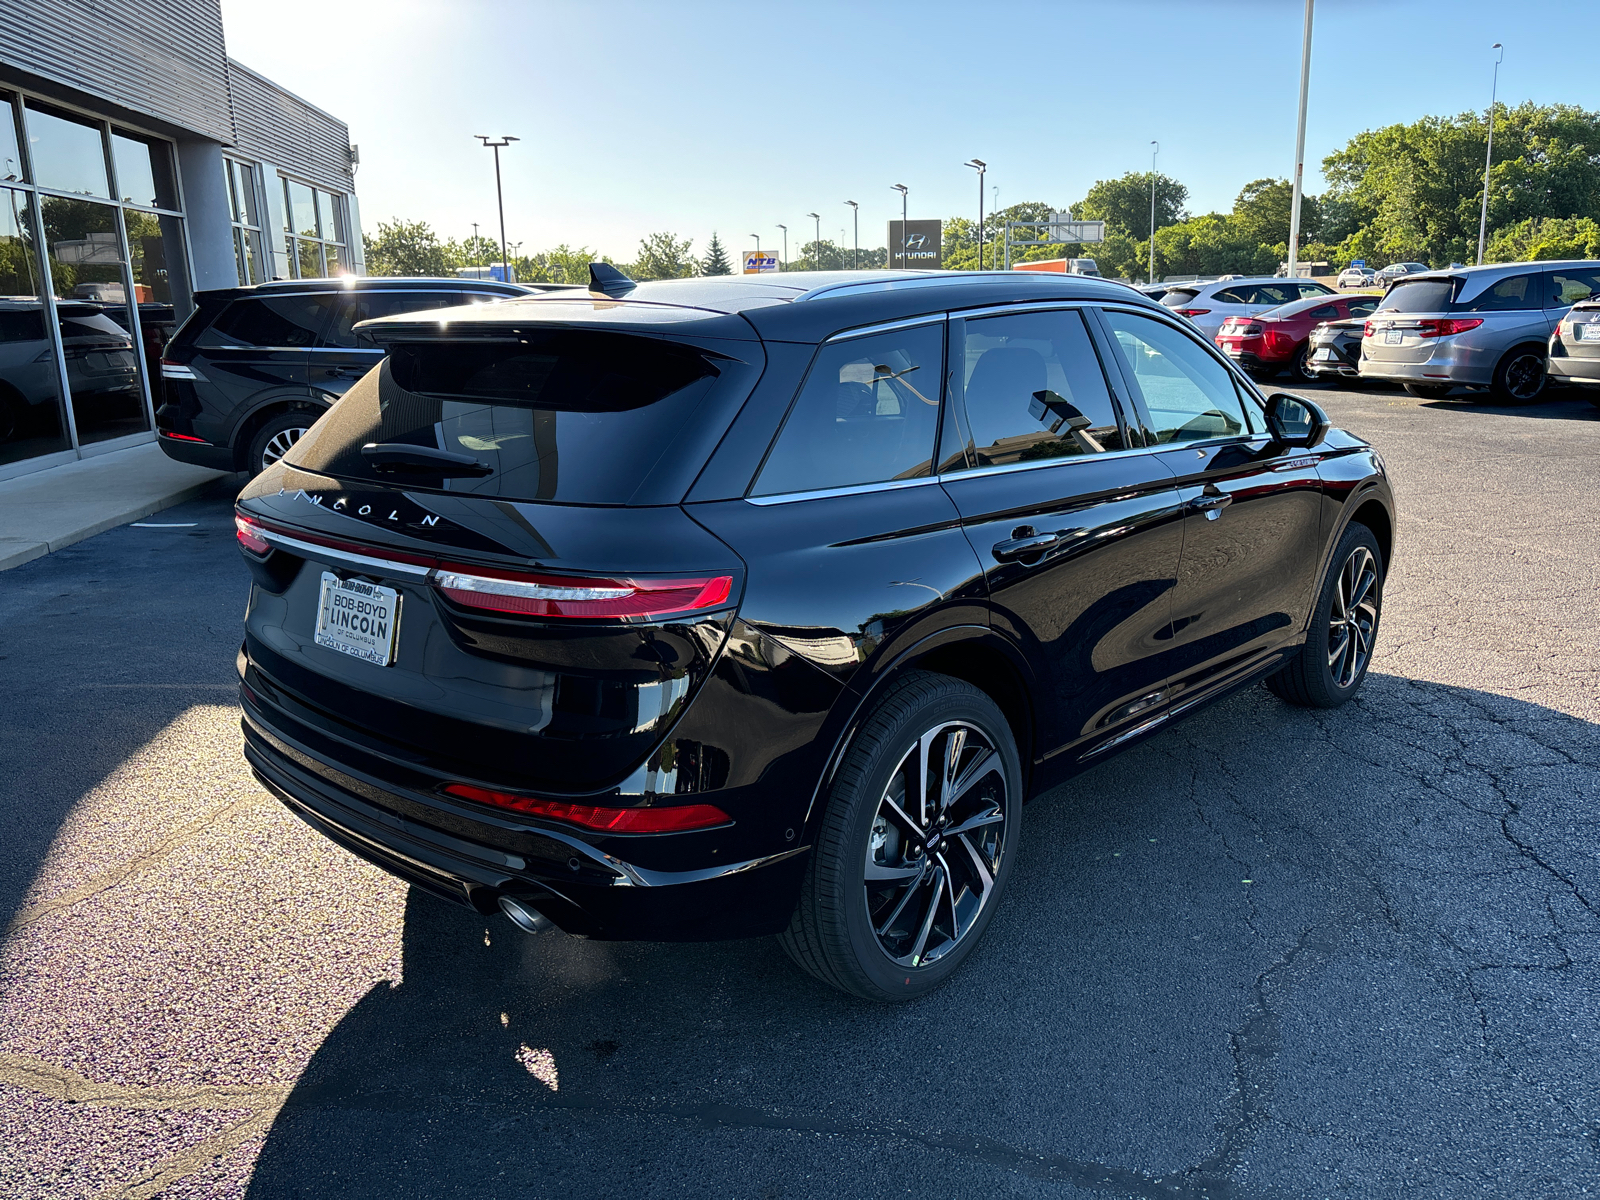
[0,442,234,571]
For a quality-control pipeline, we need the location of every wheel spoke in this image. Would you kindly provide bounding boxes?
[1347,563,1376,612]
[906,867,945,966]
[1327,626,1350,671]
[874,866,925,936]
[947,749,999,811]
[945,804,1003,838]
[881,793,923,836]
[956,831,995,894]
[865,859,924,883]
[915,730,934,826]
[939,727,967,814]
[936,851,962,941]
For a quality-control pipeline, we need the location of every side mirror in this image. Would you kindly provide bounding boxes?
[1264,393,1329,448]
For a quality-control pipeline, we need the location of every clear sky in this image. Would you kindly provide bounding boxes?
[217,0,1587,261]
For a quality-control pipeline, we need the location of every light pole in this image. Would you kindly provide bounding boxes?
[891,183,909,268]
[471,221,480,266]
[965,159,986,270]
[1148,141,1159,285]
[776,224,787,271]
[1477,43,1504,266]
[806,212,821,267]
[473,135,518,282]
[844,200,859,269]
[1286,0,1315,279]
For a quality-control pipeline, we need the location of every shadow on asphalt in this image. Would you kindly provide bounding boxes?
[243,673,1600,1199]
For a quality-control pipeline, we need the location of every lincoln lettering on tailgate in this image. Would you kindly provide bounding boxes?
[314,572,401,666]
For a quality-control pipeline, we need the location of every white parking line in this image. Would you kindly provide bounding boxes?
[130,522,199,528]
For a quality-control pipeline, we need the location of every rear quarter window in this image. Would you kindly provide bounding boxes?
[196,294,334,349]
[1160,289,1200,309]
[1376,280,1457,313]
[1458,274,1540,312]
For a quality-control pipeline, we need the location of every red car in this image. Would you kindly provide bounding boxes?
[1215,292,1379,381]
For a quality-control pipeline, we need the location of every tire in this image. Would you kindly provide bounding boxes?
[778,671,1022,1002]
[1403,383,1450,399]
[1267,523,1384,709]
[246,412,313,476]
[1491,344,1547,403]
[1288,342,1316,384]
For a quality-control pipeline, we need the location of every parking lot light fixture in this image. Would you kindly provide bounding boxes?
[1477,43,1504,266]
[473,135,518,282]
[960,158,985,268]
[891,184,909,269]
[806,213,821,267]
[1149,142,1158,284]
[1286,0,1315,280]
[776,224,787,271]
[845,201,859,269]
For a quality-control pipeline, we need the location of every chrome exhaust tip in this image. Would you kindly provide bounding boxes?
[498,895,555,934]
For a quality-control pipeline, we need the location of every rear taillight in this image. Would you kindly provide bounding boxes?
[435,565,732,620]
[1175,308,1212,318]
[160,358,201,381]
[235,514,270,555]
[442,783,731,833]
[1363,321,1375,338]
[1417,318,1483,338]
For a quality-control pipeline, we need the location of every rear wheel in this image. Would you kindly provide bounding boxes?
[1288,342,1316,383]
[778,671,1021,1002]
[1267,523,1384,709]
[1403,382,1450,399]
[246,413,312,476]
[1491,344,1547,403]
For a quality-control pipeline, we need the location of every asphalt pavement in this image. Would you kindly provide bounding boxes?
[2,381,1599,1199]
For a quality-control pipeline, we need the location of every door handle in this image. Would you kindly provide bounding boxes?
[1189,489,1233,519]
[992,526,1061,563]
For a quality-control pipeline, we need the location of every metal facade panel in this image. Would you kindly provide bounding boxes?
[0,0,233,141]
[226,59,352,194]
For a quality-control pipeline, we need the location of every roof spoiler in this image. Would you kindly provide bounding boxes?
[589,262,636,297]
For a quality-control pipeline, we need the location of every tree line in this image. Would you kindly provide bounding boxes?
[364,102,1600,284]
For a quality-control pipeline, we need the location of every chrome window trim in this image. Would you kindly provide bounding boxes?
[823,313,948,343]
[257,528,432,579]
[744,475,941,506]
[796,273,1029,304]
[954,299,1095,321]
[936,442,1166,483]
[307,346,384,355]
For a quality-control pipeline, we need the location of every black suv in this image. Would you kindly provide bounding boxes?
[156,277,535,475]
[233,269,1394,1001]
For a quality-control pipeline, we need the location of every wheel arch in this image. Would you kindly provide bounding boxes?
[1348,495,1393,573]
[230,395,328,471]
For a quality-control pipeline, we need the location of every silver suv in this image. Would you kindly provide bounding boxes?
[1159,276,1335,341]
[1358,261,1600,401]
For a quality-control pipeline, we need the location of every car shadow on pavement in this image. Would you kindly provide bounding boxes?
[1417,392,1600,420]
[243,673,1600,1200]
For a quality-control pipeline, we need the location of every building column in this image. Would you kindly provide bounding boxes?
[174,139,236,292]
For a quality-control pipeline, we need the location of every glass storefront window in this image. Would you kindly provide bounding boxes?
[123,210,188,306]
[296,238,323,279]
[0,186,71,466]
[287,179,317,238]
[227,159,259,227]
[325,243,345,276]
[110,131,178,210]
[41,196,149,444]
[1,93,22,184]
[317,189,345,244]
[25,104,109,198]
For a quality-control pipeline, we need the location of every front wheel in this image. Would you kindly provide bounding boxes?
[778,671,1021,1002]
[1267,523,1384,709]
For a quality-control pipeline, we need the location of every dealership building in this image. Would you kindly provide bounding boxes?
[0,0,362,480]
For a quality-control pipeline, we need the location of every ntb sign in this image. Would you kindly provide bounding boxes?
[743,249,778,274]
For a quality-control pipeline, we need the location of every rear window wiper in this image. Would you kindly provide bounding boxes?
[360,443,493,477]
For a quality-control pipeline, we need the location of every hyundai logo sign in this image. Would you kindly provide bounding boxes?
[888,220,942,270]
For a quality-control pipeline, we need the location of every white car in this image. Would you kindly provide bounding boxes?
[1158,276,1337,341]
[1338,266,1376,288]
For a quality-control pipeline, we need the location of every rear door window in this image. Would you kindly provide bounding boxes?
[1460,274,1539,312]
[1546,269,1600,307]
[1296,282,1331,300]
[942,308,1126,471]
[286,329,738,506]
[1160,288,1200,310]
[1307,303,1339,320]
[1098,310,1253,443]
[1346,297,1378,317]
[751,323,943,497]
[196,294,334,349]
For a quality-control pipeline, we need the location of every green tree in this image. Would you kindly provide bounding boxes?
[363,218,452,276]
[1074,173,1188,238]
[1150,214,1279,279]
[701,232,732,275]
[516,244,603,285]
[627,232,697,280]
[791,239,846,271]
[1486,216,1600,262]
[1231,178,1321,250]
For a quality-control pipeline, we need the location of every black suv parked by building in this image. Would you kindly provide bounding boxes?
[156,277,535,475]
[233,269,1395,1001]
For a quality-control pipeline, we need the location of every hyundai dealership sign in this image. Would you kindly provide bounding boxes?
[888,220,941,269]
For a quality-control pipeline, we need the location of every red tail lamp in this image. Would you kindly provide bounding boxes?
[235,514,270,555]
[435,565,733,620]
[443,783,731,833]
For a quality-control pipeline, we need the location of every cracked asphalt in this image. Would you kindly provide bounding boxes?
[2,381,1598,1199]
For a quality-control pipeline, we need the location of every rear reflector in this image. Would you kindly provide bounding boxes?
[436,565,733,620]
[1175,308,1212,318]
[161,430,208,443]
[443,783,731,833]
[235,514,270,554]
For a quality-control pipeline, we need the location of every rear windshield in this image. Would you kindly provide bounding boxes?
[284,330,738,506]
[1160,288,1200,308]
[1375,279,1457,313]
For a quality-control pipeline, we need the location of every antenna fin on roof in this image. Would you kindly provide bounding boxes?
[589,262,636,296]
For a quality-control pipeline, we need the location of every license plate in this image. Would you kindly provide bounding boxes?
[1314,348,1337,361]
[314,572,400,666]
[1224,346,1242,356]
[1579,324,1600,341]
[1384,329,1404,345]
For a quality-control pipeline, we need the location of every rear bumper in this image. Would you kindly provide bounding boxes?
[1218,349,1285,373]
[1546,358,1600,386]
[242,705,809,941]
[1358,340,1499,387]
[157,432,235,471]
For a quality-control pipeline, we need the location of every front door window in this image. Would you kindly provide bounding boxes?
[1098,310,1253,443]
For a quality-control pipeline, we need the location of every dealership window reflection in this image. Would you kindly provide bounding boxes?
[0,186,71,465]
[41,196,149,444]
[24,103,110,198]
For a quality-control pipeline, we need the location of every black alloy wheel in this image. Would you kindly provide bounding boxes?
[1492,345,1547,403]
[247,413,312,476]
[1289,342,1317,383]
[779,672,1021,1001]
[1267,523,1383,709]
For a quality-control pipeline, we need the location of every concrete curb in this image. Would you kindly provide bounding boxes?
[0,474,228,571]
